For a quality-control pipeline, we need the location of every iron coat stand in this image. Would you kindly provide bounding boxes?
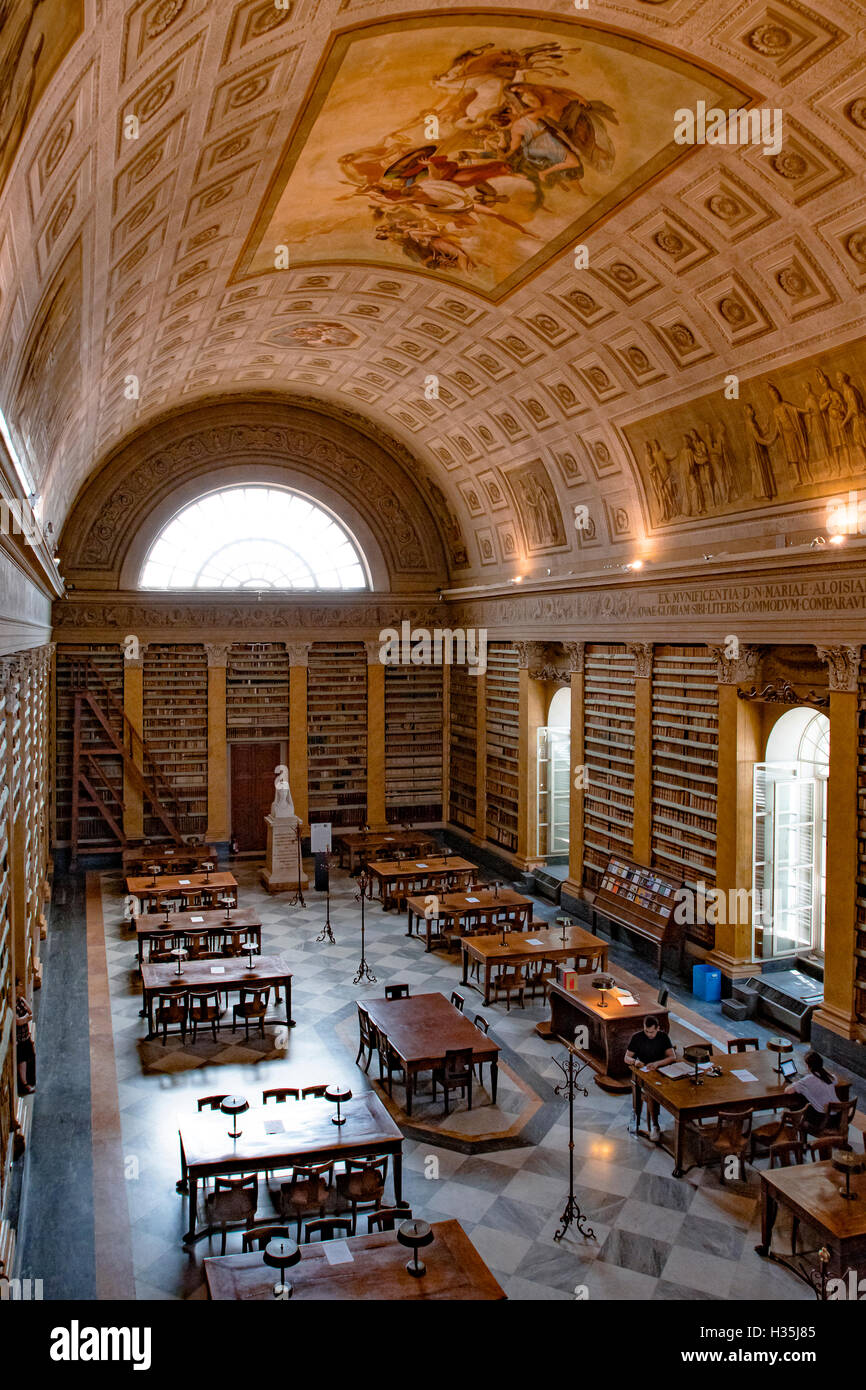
[552,1039,597,1244]
[353,870,376,984]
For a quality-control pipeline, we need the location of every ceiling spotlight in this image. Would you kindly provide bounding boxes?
[512,575,524,584]
[829,533,846,546]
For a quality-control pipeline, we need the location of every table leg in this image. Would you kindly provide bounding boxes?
[405,909,414,939]
[176,1133,188,1194]
[484,963,491,1006]
[490,1059,498,1105]
[405,1068,413,1117]
[755,1186,778,1257]
[425,918,433,953]
[184,1175,199,1244]
[139,976,147,1017]
[632,1073,643,1131]
[461,947,469,985]
[284,975,296,1028]
[393,1148,404,1206]
[673,1115,686,1178]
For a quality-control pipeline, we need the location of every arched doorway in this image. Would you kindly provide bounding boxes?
[536,687,571,859]
[752,707,829,961]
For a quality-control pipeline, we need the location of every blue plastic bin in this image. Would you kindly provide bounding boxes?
[692,963,722,1002]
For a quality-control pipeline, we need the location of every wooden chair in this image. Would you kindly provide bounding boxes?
[750,1107,807,1165]
[279,1163,334,1240]
[695,1109,753,1182]
[232,985,269,1040]
[384,984,409,1000]
[490,965,525,1011]
[367,1206,412,1232]
[525,957,556,1000]
[219,928,246,957]
[818,1097,857,1144]
[431,1046,473,1116]
[473,1015,490,1084]
[154,990,188,1043]
[355,1004,376,1072]
[204,1173,258,1255]
[301,1084,328,1099]
[382,1039,409,1098]
[450,990,465,1013]
[807,1136,839,1162]
[181,929,212,961]
[263,1087,300,1104]
[305,1218,353,1244]
[241,1224,293,1252]
[188,988,221,1044]
[573,950,604,977]
[336,1158,387,1234]
[197,1093,229,1111]
[768,1138,804,1168]
[727,1037,760,1053]
[148,937,179,964]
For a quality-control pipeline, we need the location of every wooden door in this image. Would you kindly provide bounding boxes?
[230,742,281,851]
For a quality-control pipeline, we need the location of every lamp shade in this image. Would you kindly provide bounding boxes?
[398,1218,434,1277]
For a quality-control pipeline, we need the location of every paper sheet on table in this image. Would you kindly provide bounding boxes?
[210,966,225,975]
[731,1068,758,1081]
[179,879,191,885]
[415,863,429,868]
[190,915,204,923]
[657,1061,691,1078]
[263,1119,284,1135]
[324,1240,354,1265]
[526,937,545,945]
[465,896,480,903]
[611,988,638,1006]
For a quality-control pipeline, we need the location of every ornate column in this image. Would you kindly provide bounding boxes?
[286,643,310,831]
[365,641,386,827]
[562,643,585,904]
[204,644,230,844]
[628,642,654,867]
[812,645,861,1048]
[123,642,145,840]
[706,645,762,980]
[516,642,550,870]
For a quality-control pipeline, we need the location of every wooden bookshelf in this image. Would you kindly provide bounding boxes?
[226,644,289,743]
[384,663,443,822]
[485,641,519,853]
[449,662,477,831]
[583,644,636,890]
[856,654,866,1026]
[650,646,718,949]
[307,642,367,826]
[54,644,124,849]
[143,644,208,838]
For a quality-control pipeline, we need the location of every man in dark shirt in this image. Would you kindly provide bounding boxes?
[625,1017,675,1141]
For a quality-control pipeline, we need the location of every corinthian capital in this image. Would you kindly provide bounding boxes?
[627,642,653,680]
[816,644,860,693]
[709,643,761,685]
[205,643,232,669]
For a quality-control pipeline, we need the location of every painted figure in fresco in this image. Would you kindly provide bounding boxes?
[505,82,617,190]
[708,424,736,504]
[837,372,866,466]
[816,369,848,477]
[744,404,778,500]
[762,382,812,487]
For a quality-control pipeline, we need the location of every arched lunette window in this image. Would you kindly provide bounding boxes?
[139,486,370,590]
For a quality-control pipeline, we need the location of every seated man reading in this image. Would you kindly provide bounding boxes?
[625,1016,676,1143]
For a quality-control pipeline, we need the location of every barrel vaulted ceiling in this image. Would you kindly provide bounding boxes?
[1,0,865,589]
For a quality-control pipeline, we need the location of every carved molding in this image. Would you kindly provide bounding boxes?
[285,642,312,667]
[816,644,861,693]
[708,643,763,685]
[205,642,232,669]
[738,680,829,708]
[563,641,585,675]
[364,640,382,665]
[516,640,574,683]
[627,642,653,679]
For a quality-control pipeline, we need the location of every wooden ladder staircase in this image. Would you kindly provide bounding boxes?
[69,659,185,867]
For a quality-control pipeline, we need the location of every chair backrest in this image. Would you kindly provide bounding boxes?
[197,1093,229,1111]
[384,984,409,1000]
[285,1161,333,1187]
[823,1097,857,1140]
[473,1014,489,1034]
[239,985,269,1008]
[305,1217,352,1243]
[211,1172,258,1219]
[301,1084,328,1099]
[344,1156,387,1186]
[263,1087,300,1104]
[727,1037,760,1053]
[242,1224,292,1252]
[574,952,603,974]
[444,1046,473,1079]
[450,991,465,1012]
[769,1139,804,1168]
[155,990,187,1012]
[808,1136,839,1162]
[716,1108,753,1142]
[189,989,220,1010]
[367,1206,412,1232]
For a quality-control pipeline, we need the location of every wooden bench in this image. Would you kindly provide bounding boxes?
[587,854,684,978]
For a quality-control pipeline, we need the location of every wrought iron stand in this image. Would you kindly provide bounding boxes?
[316,851,335,944]
[353,870,376,984]
[286,823,306,909]
[552,1039,596,1244]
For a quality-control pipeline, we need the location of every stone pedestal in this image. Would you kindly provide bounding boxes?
[259,814,309,893]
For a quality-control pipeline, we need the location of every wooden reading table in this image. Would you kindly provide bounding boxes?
[140,954,293,1039]
[361,992,499,1116]
[633,1050,790,1177]
[757,1160,866,1284]
[126,870,238,912]
[178,1092,403,1245]
[133,907,262,965]
[122,843,220,872]
[334,828,439,873]
[543,978,667,1093]
[462,923,608,1005]
[406,887,532,951]
[366,856,476,911]
[204,1219,505,1300]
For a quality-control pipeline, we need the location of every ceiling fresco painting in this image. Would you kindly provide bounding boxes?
[623,340,866,530]
[234,15,751,300]
[0,0,83,195]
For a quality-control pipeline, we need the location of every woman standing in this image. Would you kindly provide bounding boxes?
[15,977,35,1095]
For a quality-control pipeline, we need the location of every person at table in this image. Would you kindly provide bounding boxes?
[784,1050,838,1133]
[625,1017,676,1143]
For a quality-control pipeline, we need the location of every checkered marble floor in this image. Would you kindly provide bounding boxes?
[99,858,815,1302]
